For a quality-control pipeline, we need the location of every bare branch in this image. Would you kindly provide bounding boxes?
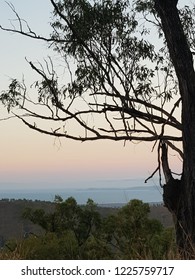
[0,2,68,43]
[145,166,159,183]
[0,0,184,188]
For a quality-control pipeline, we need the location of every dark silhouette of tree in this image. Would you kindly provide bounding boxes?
[1,0,195,257]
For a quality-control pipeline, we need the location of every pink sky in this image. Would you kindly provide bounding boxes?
[0,0,183,186]
[0,114,160,183]
[0,113,182,184]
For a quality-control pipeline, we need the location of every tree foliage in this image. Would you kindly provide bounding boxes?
[1,0,195,257]
[1,198,175,260]
[103,199,175,259]
[0,0,182,152]
[23,196,101,247]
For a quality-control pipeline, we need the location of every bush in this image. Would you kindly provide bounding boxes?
[1,198,176,259]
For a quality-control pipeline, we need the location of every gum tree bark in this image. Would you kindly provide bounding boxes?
[155,0,195,257]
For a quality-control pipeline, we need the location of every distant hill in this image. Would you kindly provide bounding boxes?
[0,199,173,246]
[0,199,54,246]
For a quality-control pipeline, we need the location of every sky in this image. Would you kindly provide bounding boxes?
[0,0,183,188]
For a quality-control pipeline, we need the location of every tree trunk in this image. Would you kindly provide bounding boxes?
[155,0,195,258]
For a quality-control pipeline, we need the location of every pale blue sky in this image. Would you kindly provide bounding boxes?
[0,0,184,187]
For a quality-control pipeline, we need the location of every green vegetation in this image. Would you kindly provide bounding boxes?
[0,197,176,260]
[2,0,195,256]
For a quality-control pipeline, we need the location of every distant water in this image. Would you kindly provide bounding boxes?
[0,179,163,205]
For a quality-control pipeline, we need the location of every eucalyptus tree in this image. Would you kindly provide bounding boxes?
[1,0,195,257]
